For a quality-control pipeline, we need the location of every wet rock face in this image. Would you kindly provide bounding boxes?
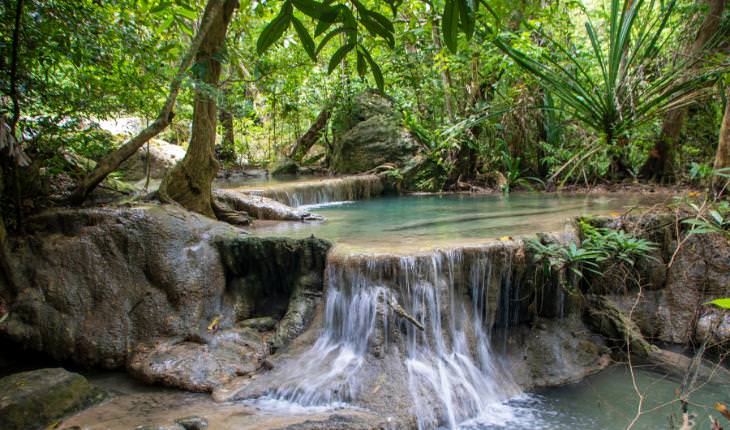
[330,90,418,174]
[0,205,331,373]
[216,236,331,349]
[214,190,323,221]
[1,205,230,368]
[506,317,611,389]
[0,368,100,430]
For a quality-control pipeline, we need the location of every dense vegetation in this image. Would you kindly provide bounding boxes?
[0,0,728,229]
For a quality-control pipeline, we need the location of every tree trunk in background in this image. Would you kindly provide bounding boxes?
[641,0,727,181]
[288,108,331,161]
[430,16,456,122]
[159,0,238,217]
[69,0,226,204]
[713,86,730,189]
[218,108,236,163]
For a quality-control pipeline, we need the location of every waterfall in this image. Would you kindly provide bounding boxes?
[243,175,384,207]
[262,244,524,429]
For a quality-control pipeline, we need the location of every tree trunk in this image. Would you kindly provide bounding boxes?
[641,0,727,181]
[713,86,730,189]
[288,108,331,161]
[218,107,236,163]
[158,0,238,217]
[68,0,226,204]
[430,16,456,122]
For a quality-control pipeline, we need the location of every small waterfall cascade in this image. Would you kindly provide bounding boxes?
[265,243,525,429]
[246,175,384,207]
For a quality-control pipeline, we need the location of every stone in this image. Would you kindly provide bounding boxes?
[330,90,418,174]
[120,138,186,181]
[239,316,278,332]
[0,368,99,430]
[127,328,269,392]
[175,416,209,430]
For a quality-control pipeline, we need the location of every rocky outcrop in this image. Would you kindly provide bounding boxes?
[120,139,186,181]
[591,213,730,346]
[0,368,101,430]
[0,205,331,386]
[330,90,418,174]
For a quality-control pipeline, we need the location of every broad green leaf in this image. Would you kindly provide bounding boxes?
[256,1,293,55]
[316,27,352,55]
[150,1,172,14]
[705,298,730,309]
[442,0,459,53]
[356,50,367,77]
[327,43,355,73]
[367,10,395,34]
[292,17,316,61]
[457,0,475,40]
[292,0,338,21]
[359,46,384,91]
[360,15,395,47]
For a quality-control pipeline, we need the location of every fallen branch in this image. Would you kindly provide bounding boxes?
[388,296,424,331]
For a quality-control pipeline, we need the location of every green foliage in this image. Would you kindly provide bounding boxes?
[529,222,656,286]
[682,200,730,240]
[256,0,395,90]
[491,0,727,178]
[706,298,730,309]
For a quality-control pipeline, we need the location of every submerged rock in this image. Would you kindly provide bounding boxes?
[0,368,100,430]
[330,90,418,174]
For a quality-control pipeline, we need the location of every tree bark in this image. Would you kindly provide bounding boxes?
[641,0,727,181]
[218,107,236,163]
[288,108,331,161]
[158,0,239,217]
[68,0,226,204]
[713,86,730,188]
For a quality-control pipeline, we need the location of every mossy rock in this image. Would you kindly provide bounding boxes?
[330,90,418,174]
[0,368,101,430]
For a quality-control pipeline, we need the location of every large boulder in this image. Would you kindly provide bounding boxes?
[330,90,418,174]
[120,139,186,181]
[0,204,331,375]
[0,368,100,430]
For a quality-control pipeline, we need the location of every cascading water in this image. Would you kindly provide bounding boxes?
[259,244,524,429]
[243,175,384,207]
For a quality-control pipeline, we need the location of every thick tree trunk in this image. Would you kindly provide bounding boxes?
[158,0,238,217]
[288,108,331,161]
[69,0,226,204]
[641,0,727,181]
[713,86,730,188]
